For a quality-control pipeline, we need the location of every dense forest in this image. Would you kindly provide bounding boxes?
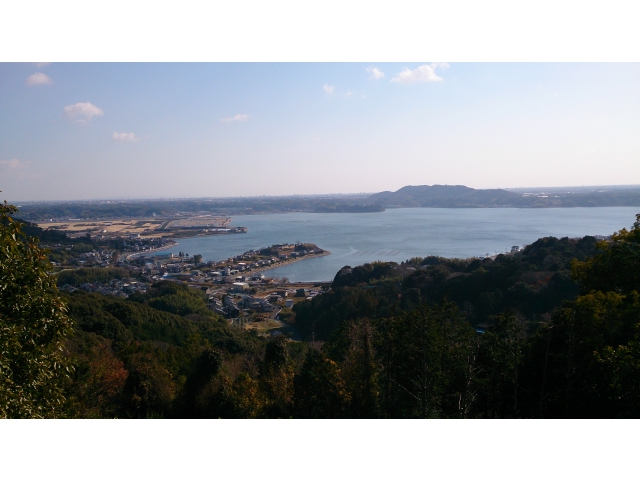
[2,199,639,418]
[292,235,599,342]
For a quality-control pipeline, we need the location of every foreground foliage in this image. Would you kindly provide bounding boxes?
[0,201,73,418]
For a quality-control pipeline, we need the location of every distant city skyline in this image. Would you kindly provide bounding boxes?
[1,63,639,202]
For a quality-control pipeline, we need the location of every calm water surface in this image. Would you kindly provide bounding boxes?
[155,208,639,282]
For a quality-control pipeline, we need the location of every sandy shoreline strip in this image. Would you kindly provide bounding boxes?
[246,251,332,276]
[127,241,178,260]
[131,234,331,274]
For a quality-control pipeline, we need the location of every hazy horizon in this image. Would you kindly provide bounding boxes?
[2,63,639,202]
[10,183,640,205]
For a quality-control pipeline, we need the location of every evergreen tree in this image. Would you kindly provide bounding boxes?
[521,213,640,418]
[0,200,74,418]
[384,302,475,418]
[341,318,380,418]
[259,336,294,418]
[475,311,526,418]
[293,348,348,418]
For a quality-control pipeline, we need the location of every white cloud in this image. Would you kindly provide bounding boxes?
[221,113,251,123]
[63,102,104,122]
[0,158,31,178]
[113,132,139,142]
[323,84,335,95]
[391,63,450,84]
[323,84,356,99]
[366,66,384,79]
[26,72,53,86]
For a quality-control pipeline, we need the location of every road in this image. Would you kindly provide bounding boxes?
[273,306,303,341]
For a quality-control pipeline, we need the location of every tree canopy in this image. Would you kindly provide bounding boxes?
[0,201,74,418]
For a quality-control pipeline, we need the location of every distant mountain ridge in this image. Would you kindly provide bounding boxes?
[367,184,640,208]
[369,185,521,207]
[14,185,640,221]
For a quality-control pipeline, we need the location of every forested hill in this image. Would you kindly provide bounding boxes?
[367,184,640,208]
[290,234,600,343]
[369,185,521,207]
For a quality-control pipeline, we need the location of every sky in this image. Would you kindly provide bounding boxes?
[1,62,639,202]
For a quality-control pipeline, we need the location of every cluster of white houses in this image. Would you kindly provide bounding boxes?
[55,242,328,321]
[60,278,151,298]
[143,243,326,286]
[206,286,324,318]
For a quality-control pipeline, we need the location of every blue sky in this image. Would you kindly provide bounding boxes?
[1,62,639,201]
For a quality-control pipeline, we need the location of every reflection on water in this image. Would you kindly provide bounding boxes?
[155,207,639,282]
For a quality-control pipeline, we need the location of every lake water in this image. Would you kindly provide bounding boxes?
[153,208,639,282]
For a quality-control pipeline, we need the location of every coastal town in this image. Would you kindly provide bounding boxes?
[33,212,332,336]
[53,238,331,338]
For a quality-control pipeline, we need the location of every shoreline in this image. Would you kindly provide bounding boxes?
[134,236,332,276]
[127,241,178,260]
[247,251,332,276]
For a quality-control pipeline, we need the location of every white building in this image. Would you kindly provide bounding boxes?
[232,282,250,292]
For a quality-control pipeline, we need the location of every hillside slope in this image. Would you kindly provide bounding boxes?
[367,184,640,208]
